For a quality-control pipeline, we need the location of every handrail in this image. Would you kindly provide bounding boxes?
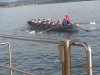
[70,41,92,75]
[0,42,12,75]
[0,35,61,44]
[58,40,92,75]
[0,65,35,75]
[0,35,92,75]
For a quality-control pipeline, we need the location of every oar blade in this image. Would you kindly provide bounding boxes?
[39,32,42,34]
[29,31,35,34]
[90,22,96,24]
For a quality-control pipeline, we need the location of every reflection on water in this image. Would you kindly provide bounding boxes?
[90,25,96,30]
[66,33,72,40]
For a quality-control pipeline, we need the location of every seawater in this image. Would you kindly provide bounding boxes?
[0,1,100,75]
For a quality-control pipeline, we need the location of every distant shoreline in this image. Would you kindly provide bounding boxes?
[0,4,36,8]
[0,0,93,8]
[0,2,78,8]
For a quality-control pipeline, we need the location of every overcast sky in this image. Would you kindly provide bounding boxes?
[0,0,18,2]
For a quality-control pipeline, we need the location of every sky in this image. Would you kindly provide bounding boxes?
[0,0,18,2]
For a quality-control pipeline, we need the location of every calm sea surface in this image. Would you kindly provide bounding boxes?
[0,1,100,75]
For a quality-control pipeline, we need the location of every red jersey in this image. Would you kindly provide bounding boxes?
[65,14,70,23]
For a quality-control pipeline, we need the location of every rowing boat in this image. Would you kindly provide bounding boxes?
[27,21,79,32]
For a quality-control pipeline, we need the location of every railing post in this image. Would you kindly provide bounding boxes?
[70,42,92,75]
[86,50,92,75]
[7,42,12,75]
[0,42,12,75]
[63,40,71,75]
[58,40,71,75]
[83,42,92,75]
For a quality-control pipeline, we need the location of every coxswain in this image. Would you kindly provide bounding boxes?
[65,13,71,24]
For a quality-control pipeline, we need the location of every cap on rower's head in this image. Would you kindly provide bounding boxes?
[65,13,67,15]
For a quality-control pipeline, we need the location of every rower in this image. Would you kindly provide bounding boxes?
[31,19,35,25]
[41,19,46,27]
[31,18,37,26]
[34,19,37,26]
[57,19,62,27]
[46,18,51,27]
[62,19,67,27]
[31,19,34,22]
[50,19,56,27]
[37,19,41,26]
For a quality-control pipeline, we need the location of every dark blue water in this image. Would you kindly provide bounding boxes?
[0,1,100,75]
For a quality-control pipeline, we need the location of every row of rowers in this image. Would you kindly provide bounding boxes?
[31,18,70,27]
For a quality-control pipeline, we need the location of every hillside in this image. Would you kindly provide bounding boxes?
[15,0,92,4]
[0,0,92,7]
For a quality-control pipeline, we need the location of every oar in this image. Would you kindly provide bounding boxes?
[39,26,57,34]
[74,22,96,25]
[73,25,90,32]
[15,25,28,30]
[29,26,57,34]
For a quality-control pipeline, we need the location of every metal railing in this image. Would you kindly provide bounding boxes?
[58,40,92,75]
[0,42,12,75]
[0,35,92,75]
[0,65,35,75]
